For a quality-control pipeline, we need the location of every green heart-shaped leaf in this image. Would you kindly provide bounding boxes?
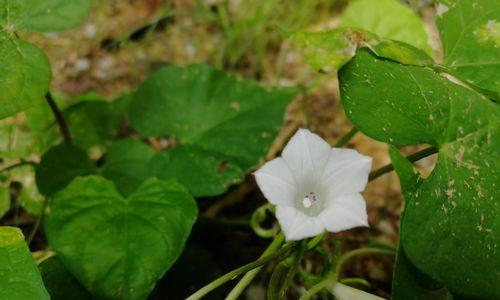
[44,176,197,300]
[130,64,296,196]
[0,226,50,300]
[339,50,499,298]
[0,33,51,120]
[436,0,500,94]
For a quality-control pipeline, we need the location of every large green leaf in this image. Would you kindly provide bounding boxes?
[0,0,92,32]
[389,147,451,300]
[0,226,50,299]
[35,143,96,196]
[341,0,432,55]
[0,33,51,120]
[101,138,155,196]
[44,176,198,300]
[130,64,295,196]
[339,50,499,298]
[436,0,500,94]
[39,256,92,300]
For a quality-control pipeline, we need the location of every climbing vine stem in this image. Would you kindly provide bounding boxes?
[368,145,438,181]
[45,92,72,142]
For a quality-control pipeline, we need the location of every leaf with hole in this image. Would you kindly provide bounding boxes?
[44,176,198,300]
[339,49,499,298]
[130,64,296,196]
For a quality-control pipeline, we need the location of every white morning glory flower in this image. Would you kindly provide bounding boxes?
[254,129,372,241]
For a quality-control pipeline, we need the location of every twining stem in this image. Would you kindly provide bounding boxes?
[226,232,285,300]
[185,239,292,300]
[299,247,395,300]
[368,146,438,181]
[250,203,276,238]
[45,92,72,142]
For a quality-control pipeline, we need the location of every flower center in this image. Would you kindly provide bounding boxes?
[302,192,318,208]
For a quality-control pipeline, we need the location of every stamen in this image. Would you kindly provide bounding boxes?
[302,192,318,208]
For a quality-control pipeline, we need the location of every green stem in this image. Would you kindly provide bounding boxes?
[307,231,326,250]
[46,92,71,142]
[250,203,276,238]
[277,241,307,297]
[299,247,395,300]
[186,239,292,300]
[0,160,36,173]
[368,146,438,181]
[226,232,285,300]
[334,128,358,147]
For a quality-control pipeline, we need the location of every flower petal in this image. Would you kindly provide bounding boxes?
[254,157,296,206]
[322,148,372,198]
[276,206,324,241]
[319,193,369,232]
[281,129,332,184]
